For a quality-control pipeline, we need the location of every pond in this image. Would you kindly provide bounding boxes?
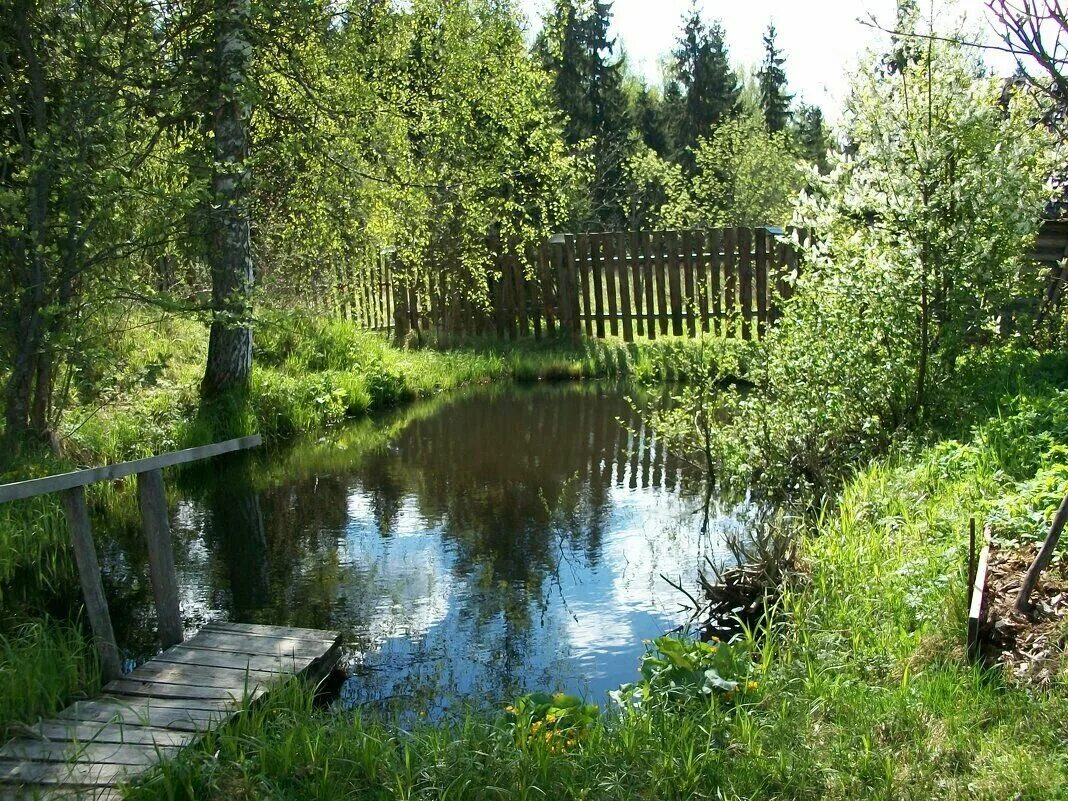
[102,382,752,712]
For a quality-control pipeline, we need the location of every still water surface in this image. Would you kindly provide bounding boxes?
[103,383,750,710]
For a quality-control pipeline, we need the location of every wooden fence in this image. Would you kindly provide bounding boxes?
[339,227,809,342]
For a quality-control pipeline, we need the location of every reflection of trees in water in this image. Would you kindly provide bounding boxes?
[111,385,698,685]
[204,453,270,621]
[347,385,696,685]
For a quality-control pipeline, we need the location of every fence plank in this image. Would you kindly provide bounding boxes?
[539,242,555,337]
[630,231,645,337]
[528,245,542,340]
[591,234,607,338]
[654,232,669,335]
[642,231,656,340]
[553,238,570,335]
[604,234,619,337]
[707,229,721,336]
[577,234,593,337]
[566,234,581,337]
[737,228,753,340]
[667,231,683,336]
[682,230,697,338]
[756,230,769,338]
[723,228,737,335]
[617,232,634,342]
[513,249,529,338]
[696,230,710,334]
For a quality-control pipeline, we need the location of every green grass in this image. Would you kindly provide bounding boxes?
[0,619,100,734]
[62,312,750,460]
[115,347,1068,800]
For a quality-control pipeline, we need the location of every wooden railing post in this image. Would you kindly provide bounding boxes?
[137,468,184,649]
[59,486,122,683]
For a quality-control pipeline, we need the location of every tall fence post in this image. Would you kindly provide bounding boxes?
[137,468,184,649]
[59,486,122,683]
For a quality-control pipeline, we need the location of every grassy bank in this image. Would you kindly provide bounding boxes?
[118,347,1068,800]
[61,313,749,462]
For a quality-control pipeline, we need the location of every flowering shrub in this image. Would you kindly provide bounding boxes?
[505,692,599,753]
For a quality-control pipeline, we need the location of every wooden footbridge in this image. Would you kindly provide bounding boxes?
[0,438,344,799]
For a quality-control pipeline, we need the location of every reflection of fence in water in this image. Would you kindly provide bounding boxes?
[393,387,692,497]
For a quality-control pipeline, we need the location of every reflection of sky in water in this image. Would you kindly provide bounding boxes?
[104,383,753,714]
[336,477,745,710]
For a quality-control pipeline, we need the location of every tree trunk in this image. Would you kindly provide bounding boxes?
[202,0,254,400]
[3,4,51,448]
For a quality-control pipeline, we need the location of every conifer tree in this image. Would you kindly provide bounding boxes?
[758,23,792,133]
[535,0,633,226]
[794,103,830,172]
[667,4,740,172]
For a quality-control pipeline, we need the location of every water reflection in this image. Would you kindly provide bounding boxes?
[105,383,753,709]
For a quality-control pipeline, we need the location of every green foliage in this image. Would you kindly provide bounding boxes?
[793,102,831,173]
[757,23,792,133]
[712,31,1058,495]
[667,112,806,228]
[535,0,633,227]
[665,7,740,171]
[613,635,757,708]
[505,692,599,752]
[0,618,99,729]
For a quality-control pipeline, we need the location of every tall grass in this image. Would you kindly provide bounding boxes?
[0,619,100,731]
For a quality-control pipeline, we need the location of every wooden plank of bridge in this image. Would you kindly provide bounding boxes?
[60,487,122,684]
[0,436,262,504]
[616,232,634,342]
[0,623,341,800]
[136,470,183,650]
[604,234,619,337]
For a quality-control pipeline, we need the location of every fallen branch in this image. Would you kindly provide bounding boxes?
[1015,488,1068,614]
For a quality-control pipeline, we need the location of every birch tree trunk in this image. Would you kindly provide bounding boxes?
[202,0,254,400]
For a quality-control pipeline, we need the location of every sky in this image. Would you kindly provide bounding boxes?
[517,0,1021,120]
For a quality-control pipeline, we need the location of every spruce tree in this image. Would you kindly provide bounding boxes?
[667,4,740,172]
[535,0,634,226]
[758,23,792,133]
[794,103,830,172]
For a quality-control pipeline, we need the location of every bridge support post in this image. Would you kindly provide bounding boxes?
[60,486,122,682]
